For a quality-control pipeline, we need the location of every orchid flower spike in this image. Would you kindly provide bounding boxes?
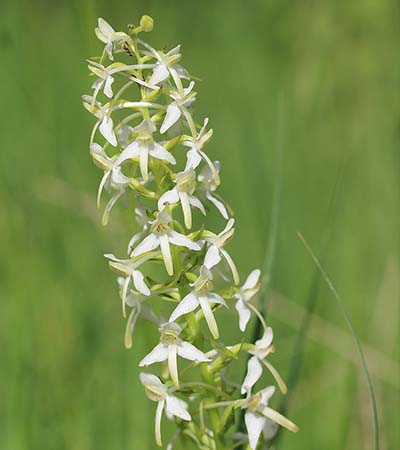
[84,16,298,449]
[204,218,240,285]
[140,372,191,446]
[139,322,209,388]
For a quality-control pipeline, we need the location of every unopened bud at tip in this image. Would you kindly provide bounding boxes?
[140,15,154,32]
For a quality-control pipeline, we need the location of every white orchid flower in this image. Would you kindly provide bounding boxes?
[242,386,298,450]
[105,253,151,317]
[169,266,227,339]
[160,81,196,134]
[197,161,228,219]
[88,60,158,100]
[90,143,130,225]
[183,118,220,183]
[158,168,205,229]
[115,119,176,181]
[131,211,201,276]
[139,322,210,388]
[234,269,262,332]
[140,372,191,447]
[241,327,287,395]
[82,95,118,146]
[117,277,158,349]
[95,18,129,61]
[138,40,189,87]
[204,218,239,285]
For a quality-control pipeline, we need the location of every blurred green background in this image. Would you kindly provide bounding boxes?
[0,0,399,449]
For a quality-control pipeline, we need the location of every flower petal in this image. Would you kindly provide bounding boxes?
[199,296,219,339]
[188,195,206,215]
[155,400,165,446]
[169,292,199,322]
[206,193,229,220]
[104,75,114,98]
[243,269,261,290]
[132,234,160,257]
[139,372,165,392]
[255,327,274,349]
[245,410,266,450]
[168,230,201,251]
[128,230,146,255]
[165,394,191,421]
[220,248,240,285]
[139,143,149,181]
[185,148,202,170]
[150,143,176,165]
[149,64,170,86]
[179,191,192,229]
[131,269,151,296]
[263,418,279,440]
[160,102,181,134]
[207,293,227,307]
[158,189,179,212]
[204,245,221,269]
[241,356,263,395]
[168,343,179,388]
[139,343,169,366]
[160,234,173,276]
[260,406,299,433]
[221,217,235,236]
[99,115,117,147]
[97,170,111,207]
[235,298,251,332]
[260,386,276,406]
[101,190,124,226]
[115,141,141,165]
[98,18,114,39]
[124,306,140,349]
[177,341,210,362]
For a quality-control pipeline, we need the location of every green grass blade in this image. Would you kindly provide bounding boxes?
[297,232,380,450]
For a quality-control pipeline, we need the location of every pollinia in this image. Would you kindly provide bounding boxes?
[83,15,299,450]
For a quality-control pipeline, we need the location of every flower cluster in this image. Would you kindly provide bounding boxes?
[83,16,298,449]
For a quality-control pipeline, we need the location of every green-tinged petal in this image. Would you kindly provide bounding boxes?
[160,234,173,276]
[199,296,219,339]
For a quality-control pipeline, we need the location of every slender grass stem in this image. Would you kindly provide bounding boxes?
[298,232,380,450]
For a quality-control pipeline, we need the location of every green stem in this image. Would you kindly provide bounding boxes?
[200,364,224,450]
